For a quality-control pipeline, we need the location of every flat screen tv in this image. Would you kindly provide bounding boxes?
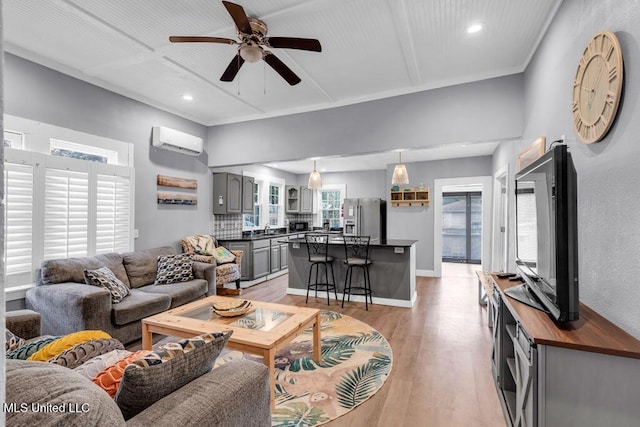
[507,144,579,322]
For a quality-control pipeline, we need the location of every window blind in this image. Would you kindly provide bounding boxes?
[43,169,89,260]
[95,174,131,254]
[4,163,34,283]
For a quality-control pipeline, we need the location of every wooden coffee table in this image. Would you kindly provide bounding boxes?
[141,296,322,408]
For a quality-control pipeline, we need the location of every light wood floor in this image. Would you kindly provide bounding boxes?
[132,266,505,426]
[238,268,505,427]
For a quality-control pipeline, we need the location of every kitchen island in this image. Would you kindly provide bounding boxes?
[285,237,417,308]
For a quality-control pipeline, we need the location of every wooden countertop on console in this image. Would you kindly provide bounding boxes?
[491,274,640,359]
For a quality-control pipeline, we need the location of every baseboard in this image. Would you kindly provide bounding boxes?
[416,269,436,277]
[286,287,415,308]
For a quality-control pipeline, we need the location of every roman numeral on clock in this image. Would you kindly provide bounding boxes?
[609,66,618,82]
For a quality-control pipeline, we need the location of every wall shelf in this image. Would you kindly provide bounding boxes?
[390,188,430,207]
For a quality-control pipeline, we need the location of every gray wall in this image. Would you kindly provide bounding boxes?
[389,156,492,272]
[492,0,640,337]
[4,53,213,252]
[305,170,387,200]
[207,74,524,166]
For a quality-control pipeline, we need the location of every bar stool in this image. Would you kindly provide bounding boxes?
[305,233,338,305]
[342,236,373,310]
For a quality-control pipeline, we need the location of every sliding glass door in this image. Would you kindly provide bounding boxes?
[442,192,482,264]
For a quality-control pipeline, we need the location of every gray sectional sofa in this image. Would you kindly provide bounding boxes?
[5,310,272,427]
[26,246,216,344]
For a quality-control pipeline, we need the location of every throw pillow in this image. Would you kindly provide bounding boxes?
[115,331,232,420]
[28,330,111,362]
[6,336,59,360]
[48,338,125,370]
[74,349,132,380]
[5,329,25,352]
[154,253,194,285]
[213,246,236,264]
[84,266,130,304]
[93,350,151,398]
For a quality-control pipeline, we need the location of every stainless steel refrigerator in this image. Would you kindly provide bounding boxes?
[343,198,386,241]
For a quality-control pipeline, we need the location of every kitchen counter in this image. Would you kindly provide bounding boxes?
[219,230,305,241]
[284,237,417,247]
[286,239,417,308]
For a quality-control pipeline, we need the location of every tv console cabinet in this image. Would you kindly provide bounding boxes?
[487,273,640,427]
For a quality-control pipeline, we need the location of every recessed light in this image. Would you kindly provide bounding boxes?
[467,23,483,34]
[182,94,193,101]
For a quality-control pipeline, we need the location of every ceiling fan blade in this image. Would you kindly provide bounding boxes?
[263,52,301,86]
[267,37,322,52]
[222,1,252,34]
[169,36,237,45]
[220,53,245,82]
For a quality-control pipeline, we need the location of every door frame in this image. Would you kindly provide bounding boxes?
[491,164,510,272]
[433,176,493,277]
[441,191,482,264]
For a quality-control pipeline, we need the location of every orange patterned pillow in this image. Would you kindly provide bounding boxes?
[27,330,111,362]
[92,350,151,397]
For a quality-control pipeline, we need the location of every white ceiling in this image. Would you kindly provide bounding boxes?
[4,0,563,128]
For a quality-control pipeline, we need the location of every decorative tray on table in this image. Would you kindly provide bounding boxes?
[210,299,253,317]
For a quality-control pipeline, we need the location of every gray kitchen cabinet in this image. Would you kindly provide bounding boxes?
[300,187,314,213]
[271,245,280,273]
[286,185,314,213]
[213,173,242,214]
[242,175,255,214]
[252,239,270,279]
[226,241,250,280]
[280,244,288,269]
[286,185,300,213]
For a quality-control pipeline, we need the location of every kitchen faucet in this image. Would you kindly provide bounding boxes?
[264,224,270,234]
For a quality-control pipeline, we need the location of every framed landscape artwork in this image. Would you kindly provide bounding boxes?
[157,192,197,205]
[157,174,197,189]
[518,136,546,171]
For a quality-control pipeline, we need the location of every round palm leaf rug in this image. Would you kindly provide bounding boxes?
[215,310,393,426]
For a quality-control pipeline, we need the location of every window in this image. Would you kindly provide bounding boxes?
[50,139,118,164]
[4,130,25,149]
[245,183,260,228]
[4,148,134,287]
[242,173,284,230]
[316,184,346,228]
[269,185,280,226]
[320,190,342,228]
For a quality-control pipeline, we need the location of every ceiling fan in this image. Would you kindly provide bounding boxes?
[169,1,322,86]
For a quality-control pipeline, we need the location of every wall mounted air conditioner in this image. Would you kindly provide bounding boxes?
[151,126,203,156]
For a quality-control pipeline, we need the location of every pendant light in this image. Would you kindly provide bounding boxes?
[308,160,322,189]
[391,151,409,185]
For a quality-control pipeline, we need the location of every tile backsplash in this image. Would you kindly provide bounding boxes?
[213,214,243,239]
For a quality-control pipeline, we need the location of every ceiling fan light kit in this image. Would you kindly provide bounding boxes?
[169,1,321,86]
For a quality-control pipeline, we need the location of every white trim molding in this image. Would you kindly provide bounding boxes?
[433,176,493,277]
[286,288,416,308]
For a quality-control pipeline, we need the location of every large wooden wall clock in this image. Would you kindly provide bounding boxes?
[572,31,624,144]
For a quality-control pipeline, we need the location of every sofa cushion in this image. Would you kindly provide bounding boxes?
[154,254,194,285]
[40,252,130,288]
[6,359,126,426]
[5,329,25,352]
[93,350,152,398]
[84,267,131,304]
[74,349,132,380]
[48,338,125,370]
[138,279,208,308]
[115,332,232,420]
[122,246,176,288]
[28,330,112,362]
[111,289,171,326]
[6,335,59,359]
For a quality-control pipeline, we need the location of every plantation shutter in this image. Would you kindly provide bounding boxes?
[95,174,131,254]
[43,169,89,260]
[4,162,34,285]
